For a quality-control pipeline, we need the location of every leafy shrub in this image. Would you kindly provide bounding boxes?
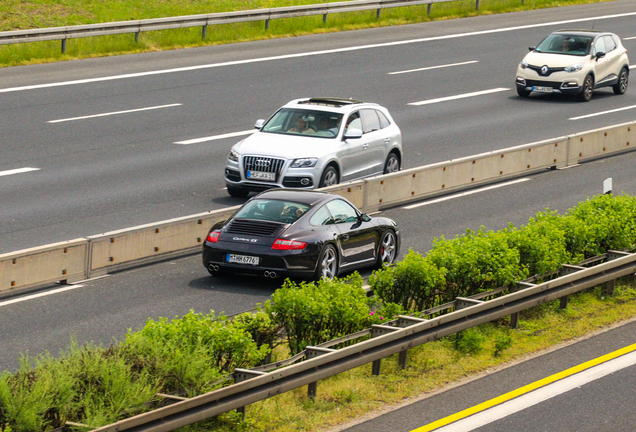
[493,334,513,357]
[367,300,406,325]
[232,310,279,352]
[427,228,528,303]
[454,329,485,355]
[265,274,371,356]
[369,249,446,312]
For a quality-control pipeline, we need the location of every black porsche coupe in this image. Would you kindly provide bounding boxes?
[202,189,400,280]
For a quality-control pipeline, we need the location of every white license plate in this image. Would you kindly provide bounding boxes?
[247,170,275,181]
[532,86,553,93]
[226,254,260,266]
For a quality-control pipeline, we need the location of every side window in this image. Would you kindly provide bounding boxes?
[345,112,361,133]
[360,109,381,134]
[310,205,333,226]
[603,36,616,52]
[594,37,606,55]
[377,110,391,129]
[325,200,359,224]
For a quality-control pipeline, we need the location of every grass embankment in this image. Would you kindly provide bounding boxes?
[0,0,609,68]
[197,279,636,432]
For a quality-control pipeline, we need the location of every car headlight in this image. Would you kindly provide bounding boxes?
[565,64,583,73]
[519,60,528,69]
[291,158,318,168]
[228,149,239,162]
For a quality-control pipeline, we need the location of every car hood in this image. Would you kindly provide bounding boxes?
[524,51,588,67]
[234,131,336,159]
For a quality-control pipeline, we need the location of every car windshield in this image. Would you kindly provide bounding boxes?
[535,34,593,56]
[234,199,310,224]
[261,108,344,138]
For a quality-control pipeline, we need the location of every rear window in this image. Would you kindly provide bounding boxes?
[234,199,309,224]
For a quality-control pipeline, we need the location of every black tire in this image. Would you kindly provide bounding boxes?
[578,75,594,102]
[319,165,339,188]
[383,152,400,174]
[314,244,338,281]
[517,87,530,98]
[374,230,397,269]
[613,68,629,95]
[227,187,249,198]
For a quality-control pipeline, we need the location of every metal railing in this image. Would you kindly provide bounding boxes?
[1,120,635,296]
[0,0,457,54]
[87,249,636,431]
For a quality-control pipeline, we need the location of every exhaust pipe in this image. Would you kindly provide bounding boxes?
[264,271,277,278]
[209,264,220,272]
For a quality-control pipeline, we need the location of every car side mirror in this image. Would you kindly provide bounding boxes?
[254,119,265,129]
[344,128,363,140]
[360,213,371,222]
[595,51,605,60]
[528,46,535,51]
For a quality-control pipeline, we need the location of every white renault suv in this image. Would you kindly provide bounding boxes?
[515,30,629,101]
[224,98,403,197]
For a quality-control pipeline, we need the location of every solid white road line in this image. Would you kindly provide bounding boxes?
[403,178,530,209]
[174,129,256,145]
[408,88,510,106]
[0,167,40,177]
[624,36,636,40]
[427,349,636,432]
[569,104,636,120]
[47,103,182,123]
[2,12,636,94]
[389,60,479,75]
[0,284,85,308]
[630,65,636,69]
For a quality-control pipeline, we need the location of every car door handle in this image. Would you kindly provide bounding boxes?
[342,234,349,241]
[384,138,390,143]
[362,144,369,149]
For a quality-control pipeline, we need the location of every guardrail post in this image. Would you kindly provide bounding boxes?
[371,324,400,375]
[376,8,381,19]
[323,13,328,23]
[233,369,268,417]
[202,25,207,39]
[509,282,535,328]
[475,0,479,11]
[427,3,432,15]
[265,19,270,30]
[605,279,616,296]
[560,296,569,309]
[61,39,67,54]
[135,31,140,43]
[305,347,336,398]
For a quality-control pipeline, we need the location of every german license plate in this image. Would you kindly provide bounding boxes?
[532,86,553,93]
[226,254,259,265]
[247,170,275,181]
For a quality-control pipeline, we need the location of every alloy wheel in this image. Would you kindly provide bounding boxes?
[380,232,396,265]
[385,155,400,173]
[320,247,337,279]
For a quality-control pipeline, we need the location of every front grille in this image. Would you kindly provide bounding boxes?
[225,168,241,182]
[282,176,313,188]
[527,65,566,77]
[524,79,564,89]
[225,218,283,236]
[243,156,285,181]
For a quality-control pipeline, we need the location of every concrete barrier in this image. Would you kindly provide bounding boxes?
[0,239,88,293]
[88,207,238,277]
[3,119,636,292]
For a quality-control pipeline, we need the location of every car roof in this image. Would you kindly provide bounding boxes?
[552,29,614,37]
[252,189,339,206]
[283,97,380,113]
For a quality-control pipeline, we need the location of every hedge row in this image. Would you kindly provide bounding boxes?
[1,194,635,431]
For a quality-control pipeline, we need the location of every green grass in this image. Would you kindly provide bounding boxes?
[0,0,611,67]
[182,277,636,432]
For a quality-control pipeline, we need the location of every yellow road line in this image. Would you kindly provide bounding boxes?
[412,342,636,432]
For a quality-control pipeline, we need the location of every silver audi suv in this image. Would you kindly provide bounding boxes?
[224,97,403,197]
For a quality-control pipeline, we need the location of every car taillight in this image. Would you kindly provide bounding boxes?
[272,239,307,250]
[206,230,220,243]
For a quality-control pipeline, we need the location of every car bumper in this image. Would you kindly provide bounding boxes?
[515,69,584,95]
[225,160,321,192]
[202,240,320,278]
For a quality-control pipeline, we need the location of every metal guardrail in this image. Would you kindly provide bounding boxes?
[1,120,635,295]
[88,249,636,431]
[0,0,457,53]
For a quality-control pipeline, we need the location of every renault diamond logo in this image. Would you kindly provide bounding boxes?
[255,159,271,167]
[541,65,549,76]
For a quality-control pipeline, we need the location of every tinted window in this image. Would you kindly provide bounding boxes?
[261,108,343,139]
[603,35,616,52]
[310,205,333,226]
[377,110,390,129]
[235,199,309,224]
[325,200,359,224]
[360,109,381,134]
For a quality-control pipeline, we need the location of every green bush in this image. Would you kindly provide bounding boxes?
[454,329,485,355]
[367,300,406,324]
[265,274,371,356]
[493,334,513,357]
[232,310,279,352]
[369,249,446,312]
[427,228,528,302]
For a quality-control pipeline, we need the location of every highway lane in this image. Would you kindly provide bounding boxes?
[1,0,636,253]
[1,146,635,372]
[340,319,636,432]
